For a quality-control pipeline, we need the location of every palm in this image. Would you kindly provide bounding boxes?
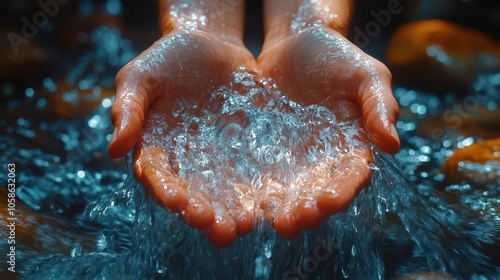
[109,31,257,247]
[258,27,400,238]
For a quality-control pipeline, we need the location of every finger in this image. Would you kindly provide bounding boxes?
[230,208,253,236]
[256,186,286,221]
[134,147,188,213]
[181,191,216,230]
[273,201,302,239]
[293,196,328,230]
[108,65,154,158]
[357,66,400,154]
[317,153,372,215]
[205,203,237,248]
[222,187,254,236]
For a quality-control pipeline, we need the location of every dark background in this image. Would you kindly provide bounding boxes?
[1,0,500,100]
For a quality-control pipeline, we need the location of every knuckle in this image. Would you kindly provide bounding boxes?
[374,59,392,79]
[115,60,139,86]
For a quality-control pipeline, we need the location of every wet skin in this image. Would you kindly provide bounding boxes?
[258,26,400,238]
[109,1,400,247]
[109,31,258,247]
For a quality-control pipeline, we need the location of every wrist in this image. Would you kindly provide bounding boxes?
[159,0,245,43]
[263,0,353,48]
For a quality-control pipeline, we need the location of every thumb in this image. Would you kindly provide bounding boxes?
[357,65,400,154]
[108,66,155,158]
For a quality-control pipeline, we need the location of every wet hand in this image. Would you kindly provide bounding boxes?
[108,30,257,247]
[258,26,400,238]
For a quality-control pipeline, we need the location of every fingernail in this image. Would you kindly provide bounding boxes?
[110,128,118,144]
[390,123,400,144]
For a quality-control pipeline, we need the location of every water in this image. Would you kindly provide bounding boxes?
[142,70,369,224]
[1,13,500,278]
[15,153,499,279]
[2,68,499,279]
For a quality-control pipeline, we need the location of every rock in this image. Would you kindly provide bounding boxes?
[46,83,114,117]
[392,271,453,280]
[55,13,123,50]
[441,138,500,183]
[417,105,500,141]
[386,20,500,93]
[0,186,96,254]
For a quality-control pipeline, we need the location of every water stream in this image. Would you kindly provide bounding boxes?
[2,70,499,279]
[1,24,500,280]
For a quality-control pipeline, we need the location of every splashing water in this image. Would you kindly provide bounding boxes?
[5,71,500,279]
[20,154,500,279]
[142,70,369,221]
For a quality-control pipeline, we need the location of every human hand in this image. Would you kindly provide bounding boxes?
[108,27,257,247]
[258,25,400,238]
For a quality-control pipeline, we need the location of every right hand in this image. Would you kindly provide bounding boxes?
[258,24,399,238]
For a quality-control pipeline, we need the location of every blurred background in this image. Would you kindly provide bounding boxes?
[2,0,500,102]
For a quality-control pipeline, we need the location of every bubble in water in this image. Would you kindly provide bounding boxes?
[10,70,500,279]
[141,70,365,220]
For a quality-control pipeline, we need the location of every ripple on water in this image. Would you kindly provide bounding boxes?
[4,71,499,279]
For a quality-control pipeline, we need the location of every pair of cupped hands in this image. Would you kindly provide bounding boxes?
[107,22,399,247]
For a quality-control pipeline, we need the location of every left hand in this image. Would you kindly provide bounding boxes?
[258,26,400,238]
